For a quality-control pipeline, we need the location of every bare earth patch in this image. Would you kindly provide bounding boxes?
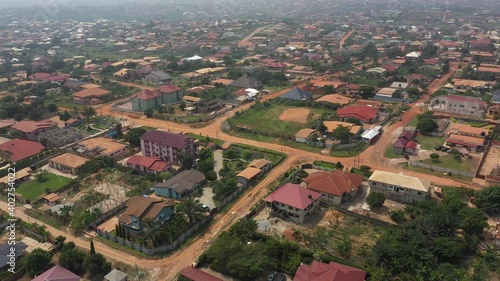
[278,107,311,123]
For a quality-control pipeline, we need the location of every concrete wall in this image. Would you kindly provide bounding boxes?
[408,160,475,178]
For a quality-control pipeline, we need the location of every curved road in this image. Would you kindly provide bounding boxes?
[12,62,480,280]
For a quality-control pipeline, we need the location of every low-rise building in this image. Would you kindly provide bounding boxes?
[76,137,128,158]
[293,260,366,281]
[152,170,206,199]
[446,133,485,152]
[49,153,89,175]
[31,265,80,281]
[337,105,379,124]
[303,171,364,204]
[295,128,317,143]
[323,121,362,136]
[248,158,273,173]
[10,120,56,141]
[0,138,45,163]
[264,183,321,224]
[449,123,488,137]
[126,155,171,174]
[118,196,176,235]
[73,88,111,104]
[179,267,223,281]
[428,95,488,118]
[368,170,430,203]
[236,166,262,187]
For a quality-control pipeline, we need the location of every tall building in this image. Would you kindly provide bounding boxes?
[140,130,196,165]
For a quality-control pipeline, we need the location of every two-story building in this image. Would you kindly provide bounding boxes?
[118,196,176,235]
[152,169,206,199]
[428,95,488,118]
[10,120,57,141]
[264,183,321,224]
[368,170,430,203]
[48,153,89,175]
[140,130,196,165]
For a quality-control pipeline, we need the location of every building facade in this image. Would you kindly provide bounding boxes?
[140,130,196,165]
[368,170,430,203]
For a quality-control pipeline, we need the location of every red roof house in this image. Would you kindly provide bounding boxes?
[134,90,161,100]
[29,72,51,81]
[179,267,223,281]
[126,155,171,174]
[0,138,45,162]
[157,84,182,93]
[293,260,366,281]
[337,105,379,124]
[264,183,321,223]
[32,265,80,281]
[304,171,364,205]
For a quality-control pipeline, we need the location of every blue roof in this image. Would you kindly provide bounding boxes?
[492,90,500,103]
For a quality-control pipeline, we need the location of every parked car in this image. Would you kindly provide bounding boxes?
[435,146,443,151]
[441,147,449,152]
[268,272,286,281]
[268,272,277,281]
[202,204,211,212]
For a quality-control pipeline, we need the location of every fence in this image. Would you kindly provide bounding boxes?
[95,217,210,255]
[334,140,363,149]
[88,203,126,229]
[408,160,475,177]
[324,204,394,228]
[311,164,335,172]
[152,107,233,124]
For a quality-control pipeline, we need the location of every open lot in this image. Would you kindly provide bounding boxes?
[479,145,500,176]
[231,104,327,138]
[278,107,312,123]
[17,173,72,202]
[415,133,445,150]
[420,154,479,173]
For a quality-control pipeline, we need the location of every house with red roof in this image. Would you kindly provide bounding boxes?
[264,183,321,224]
[337,105,379,124]
[392,130,417,155]
[140,130,197,165]
[293,260,366,281]
[303,171,364,205]
[0,138,45,163]
[10,120,57,141]
[29,72,51,81]
[73,87,112,104]
[180,266,223,281]
[126,155,172,174]
[31,265,80,281]
[157,84,183,104]
[131,90,162,112]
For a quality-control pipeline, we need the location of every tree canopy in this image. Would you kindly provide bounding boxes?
[474,186,500,215]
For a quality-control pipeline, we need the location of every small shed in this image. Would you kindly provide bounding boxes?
[43,193,60,206]
[104,269,128,281]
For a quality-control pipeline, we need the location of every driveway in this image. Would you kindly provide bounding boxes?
[196,187,216,209]
[214,149,223,180]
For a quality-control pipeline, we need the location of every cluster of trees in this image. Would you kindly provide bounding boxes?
[24,239,111,278]
[474,186,500,215]
[367,191,489,280]
[416,111,438,133]
[0,94,58,121]
[251,69,288,87]
[125,127,147,146]
[78,156,118,176]
[200,219,314,281]
[115,224,131,240]
[196,148,217,181]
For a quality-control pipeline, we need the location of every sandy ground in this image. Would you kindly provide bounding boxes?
[98,216,119,232]
[278,107,310,123]
[479,145,500,176]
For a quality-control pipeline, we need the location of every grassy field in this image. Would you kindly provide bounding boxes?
[407,116,419,127]
[414,133,445,150]
[313,161,337,169]
[330,143,368,157]
[17,173,72,202]
[384,145,404,158]
[231,105,327,138]
[402,164,473,182]
[420,154,478,173]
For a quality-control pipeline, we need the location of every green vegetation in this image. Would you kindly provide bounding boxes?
[384,146,403,158]
[366,192,386,208]
[313,161,337,170]
[474,186,500,215]
[230,103,327,138]
[415,133,445,150]
[407,116,419,127]
[330,142,368,157]
[420,154,477,173]
[17,173,72,202]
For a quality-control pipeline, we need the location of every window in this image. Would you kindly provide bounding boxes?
[372,182,377,186]
[417,192,422,195]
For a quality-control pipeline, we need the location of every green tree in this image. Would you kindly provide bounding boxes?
[474,186,500,215]
[178,196,205,225]
[458,207,488,236]
[417,118,438,133]
[83,106,96,124]
[366,192,386,209]
[359,85,376,99]
[179,101,186,111]
[84,253,111,275]
[179,151,194,169]
[46,103,58,113]
[430,153,440,162]
[59,248,87,275]
[35,171,49,183]
[331,125,351,144]
[389,210,406,223]
[125,127,146,146]
[89,240,95,255]
[25,249,52,277]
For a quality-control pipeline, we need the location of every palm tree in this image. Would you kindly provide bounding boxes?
[368,239,396,269]
[83,106,97,124]
[177,196,205,225]
[141,217,159,247]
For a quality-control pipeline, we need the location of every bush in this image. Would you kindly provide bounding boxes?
[366,192,386,209]
[389,210,406,223]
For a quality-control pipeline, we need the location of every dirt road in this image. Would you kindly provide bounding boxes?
[339,29,355,50]
[238,25,270,48]
[11,62,480,279]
